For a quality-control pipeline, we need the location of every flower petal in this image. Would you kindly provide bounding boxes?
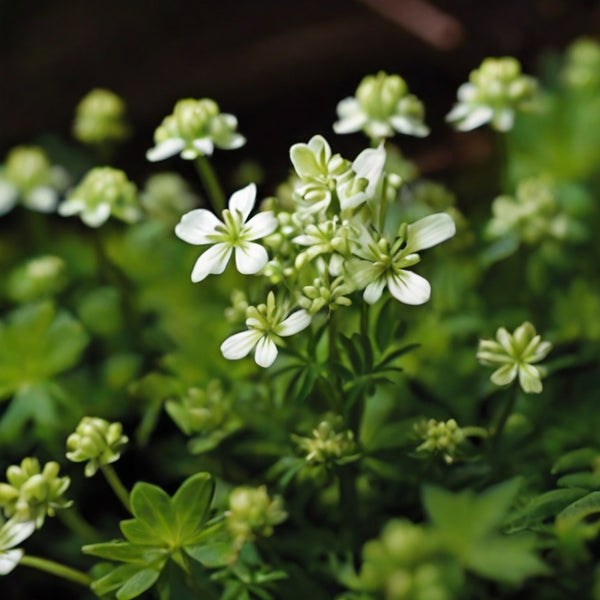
[405,213,456,253]
[234,242,268,274]
[333,98,367,134]
[388,271,431,305]
[81,203,112,227]
[0,181,18,215]
[146,138,186,162]
[58,198,85,217]
[0,549,23,575]
[229,183,256,222]
[518,364,543,394]
[491,363,518,386]
[192,138,215,156]
[254,336,278,368]
[277,309,312,336]
[175,209,223,244]
[352,143,386,198]
[290,144,321,179]
[363,278,387,304]
[244,211,278,240]
[456,105,494,131]
[191,242,232,282]
[220,330,263,360]
[24,187,58,213]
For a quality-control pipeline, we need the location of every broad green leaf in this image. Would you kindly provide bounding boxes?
[558,491,600,522]
[130,482,175,543]
[185,541,237,567]
[91,563,143,597]
[465,535,549,584]
[172,473,215,545]
[505,488,588,533]
[83,541,164,564]
[117,566,161,600]
[121,517,162,546]
[557,472,600,490]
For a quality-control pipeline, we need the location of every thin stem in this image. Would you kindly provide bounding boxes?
[20,554,93,588]
[100,464,131,513]
[195,155,226,212]
[495,131,509,193]
[491,383,518,447]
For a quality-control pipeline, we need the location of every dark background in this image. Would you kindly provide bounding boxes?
[1,0,599,191]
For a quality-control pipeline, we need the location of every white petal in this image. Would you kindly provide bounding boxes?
[493,109,515,132]
[244,211,278,240]
[518,364,542,394]
[333,98,367,134]
[405,213,456,253]
[221,329,263,360]
[229,183,256,222]
[277,309,312,336]
[146,138,186,162]
[457,82,476,101]
[254,336,278,368]
[445,103,470,123]
[192,138,215,156]
[389,116,429,137]
[191,242,232,282]
[364,278,387,304]
[175,209,222,244]
[234,242,268,274]
[181,147,199,160]
[388,271,431,305]
[81,203,112,227]
[491,363,518,387]
[352,143,386,198]
[0,519,35,548]
[217,132,246,150]
[366,121,393,138]
[24,187,58,213]
[0,181,18,215]
[456,106,494,131]
[58,198,85,217]
[0,549,23,575]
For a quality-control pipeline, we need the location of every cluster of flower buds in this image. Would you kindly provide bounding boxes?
[415,418,465,463]
[293,415,356,465]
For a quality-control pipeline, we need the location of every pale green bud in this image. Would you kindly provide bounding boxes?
[0,458,71,528]
[293,415,356,464]
[66,417,129,477]
[4,146,52,191]
[415,419,465,463]
[7,255,67,303]
[226,485,287,543]
[59,166,141,227]
[73,88,130,145]
[563,38,600,89]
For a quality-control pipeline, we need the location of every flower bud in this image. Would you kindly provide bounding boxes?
[7,255,67,303]
[73,88,130,145]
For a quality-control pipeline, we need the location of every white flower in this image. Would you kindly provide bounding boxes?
[221,292,311,368]
[175,183,277,282]
[0,518,35,575]
[347,213,456,305]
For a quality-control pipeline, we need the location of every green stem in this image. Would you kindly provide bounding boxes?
[100,464,131,513]
[195,155,226,212]
[20,554,92,588]
[491,383,518,447]
[58,507,102,543]
[496,131,509,193]
[338,466,359,559]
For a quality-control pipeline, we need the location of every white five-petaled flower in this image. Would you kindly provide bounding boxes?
[221,292,311,368]
[175,183,277,282]
[347,213,456,305]
[0,517,35,575]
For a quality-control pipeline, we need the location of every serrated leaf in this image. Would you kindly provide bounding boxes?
[505,488,588,533]
[172,473,215,545]
[130,482,175,544]
[116,567,162,600]
[558,491,600,521]
[552,447,600,475]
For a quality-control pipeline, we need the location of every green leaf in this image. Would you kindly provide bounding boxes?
[91,564,143,597]
[552,447,600,475]
[557,472,600,490]
[185,541,237,567]
[130,482,175,544]
[83,541,164,563]
[116,567,162,600]
[121,518,161,546]
[558,491,600,522]
[505,488,588,533]
[172,473,215,545]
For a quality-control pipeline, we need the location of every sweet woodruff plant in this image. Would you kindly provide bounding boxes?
[4,40,600,600]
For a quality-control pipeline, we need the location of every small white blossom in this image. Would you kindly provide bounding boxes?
[175,183,277,282]
[347,213,456,305]
[221,292,311,368]
[0,518,35,575]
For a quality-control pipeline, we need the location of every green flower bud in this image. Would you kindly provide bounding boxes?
[335,71,429,140]
[447,57,538,132]
[4,146,52,191]
[226,485,287,543]
[66,417,129,477]
[58,166,141,227]
[7,255,67,303]
[415,419,465,463]
[563,38,600,90]
[0,458,71,528]
[147,98,245,162]
[293,415,356,465]
[477,321,552,394]
[73,88,130,145]
[140,172,197,224]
